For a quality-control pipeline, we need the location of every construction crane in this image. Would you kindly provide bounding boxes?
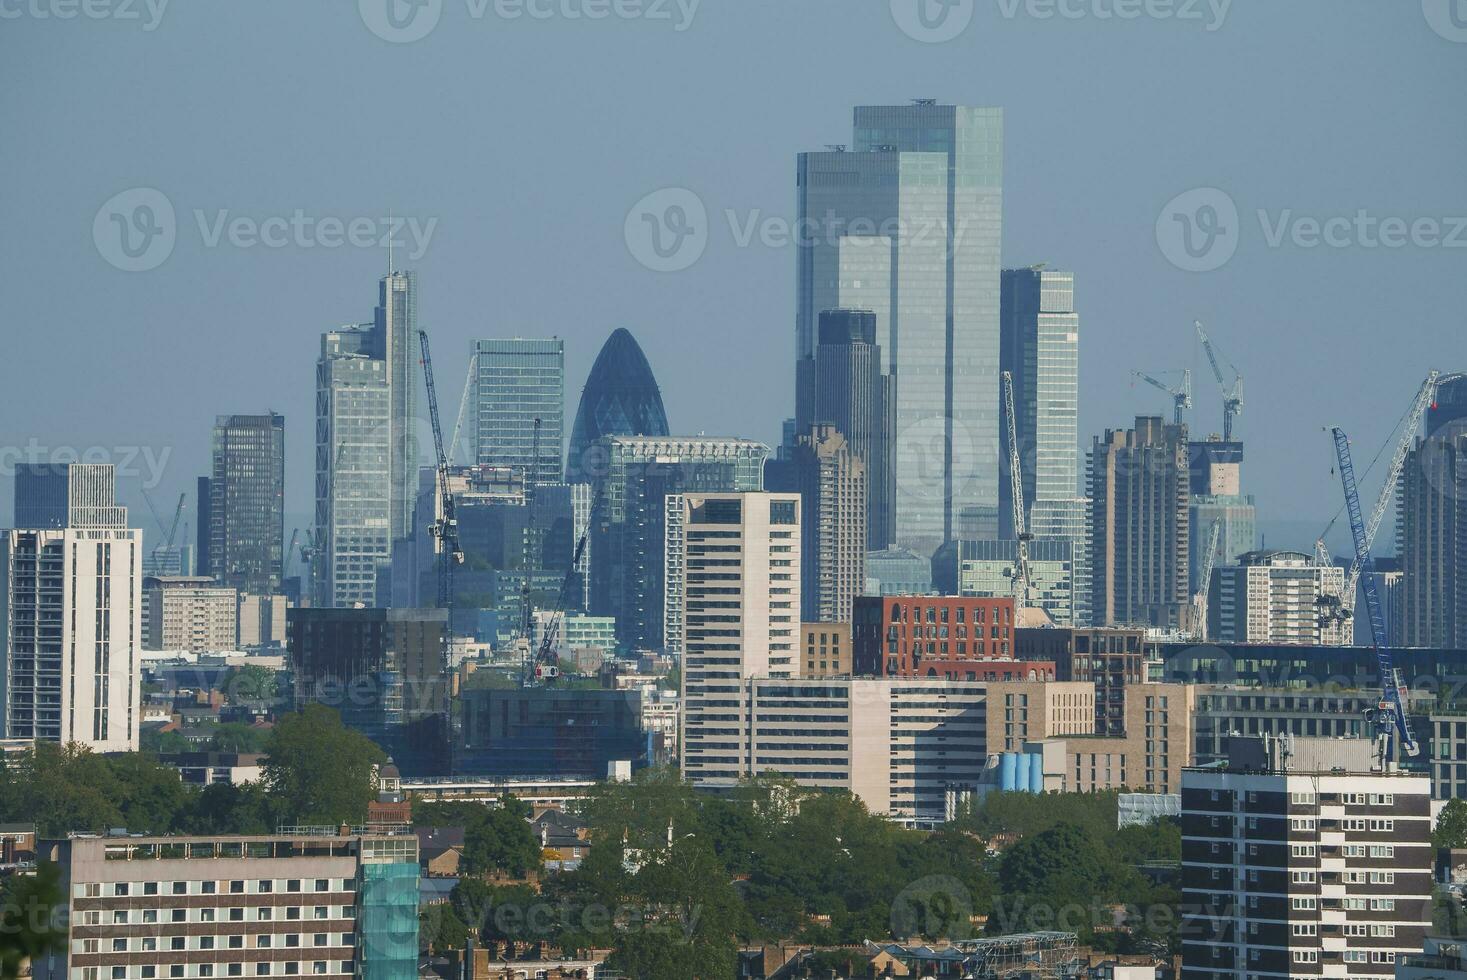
[1332,426,1419,763]
[449,349,480,465]
[141,489,186,570]
[1132,369,1192,426]
[1317,371,1440,628]
[1001,370,1032,605]
[285,528,300,576]
[1195,320,1243,440]
[1193,518,1223,640]
[418,330,465,612]
[518,419,550,681]
[526,482,606,686]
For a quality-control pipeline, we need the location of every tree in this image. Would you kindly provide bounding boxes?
[420,902,470,953]
[417,797,540,878]
[0,862,67,980]
[0,743,124,838]
[262,705,385,825]
[140,728,193,755]
[186,782,273,835]
[105,752,194,833]
[1437,799,1467,849]
[210,723,271,754]
[221,664,279,705]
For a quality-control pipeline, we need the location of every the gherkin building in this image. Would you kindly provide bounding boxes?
[567,328,670,482]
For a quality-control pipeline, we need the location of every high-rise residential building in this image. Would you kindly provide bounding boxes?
[209,413,285,595]
[195,475,213,577]
[679,492,801,786]
[566,328,670,484]
[376,271,419,544]
[797,103,1004,554]
[143,575,238,652]
[472,338,565,485]
[314,325,392,608]
[12,462,127,529]
[1089,416,1192,629]
[1208,550,1348,646]
[1188,437,1257,597]
[1,464,140,752]
[33,829,421,980]
[1180,735,1432,980]
[288,607,450,776]
[794,309,894,549]
[786,424,866,624]
[1398,371,1467,648]
[593,436,769,652]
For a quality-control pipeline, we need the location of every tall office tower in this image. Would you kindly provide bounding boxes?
[1398,372,1467,648]
[1,464,140,752]
[1208,551,1348,646]
[680,492,801,786]
[12,462,126,529]
[566,328,670,484]
[1180,735,1431,980]
[797,103,1004,554]
[593,436,769,652]
[1088,417,1192,629]
[314,325,392,608]
[1188,437,1257,595]
[473,338,565,485]
[375,270,419,543]
[194,475,212,577]
[208,412,285,594]
[787,424,866,623]
[795,309,894,549]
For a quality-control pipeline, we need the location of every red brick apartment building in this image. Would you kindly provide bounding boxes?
[852,596,1055,681]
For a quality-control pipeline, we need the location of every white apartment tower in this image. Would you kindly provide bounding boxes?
[2,463,141,751]
[679,492,801,787]
[1208,550,1348,646]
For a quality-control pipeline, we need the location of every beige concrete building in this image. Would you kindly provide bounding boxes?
[799,622,850,677]
[985,680,1193,795]
[236,593,287,649]
[1207,550,1348,646]
[145,576,238,652]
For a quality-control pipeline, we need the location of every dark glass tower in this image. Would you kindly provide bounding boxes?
[566,328,670,482]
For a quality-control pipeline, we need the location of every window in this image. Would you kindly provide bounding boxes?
[287,879,301,893]
[1291,923,1317,936]
[1290,896,1316,910]
[142,939,157,952]
[114,883,130,897]
[171,909,187,923]
[313,907,328,920]
[199,967,213,978]
[312,965,326,976]
[230,880,245,893]
[287,907,301,920]
[201,881,216,894]
[141,969,156,979]
[112,911,129,925]
[315,879,329,893]
[1369,845,1395,858]
[201,909,215,923]
[172,881,187,895]
[258,908,273,921]
[1369,818,1395,832]
[259,880,273,893]
[1293,951,1318,964]
[1291,870,1316,884]
[170,938,186,952]
[230,908,244,921]
[1291,844,1316,857]
[228,968,242,978]
[143,882,158,896]
[285,964,299,976]
[256,966,270,977]
[200,937,215,951]
[113,939,128,952]
[257,936,272,949]
[313,934,327,947]
[142,910,158,924]
[229,936,244,950]
[286,935,301,948]
[169,968,184,980]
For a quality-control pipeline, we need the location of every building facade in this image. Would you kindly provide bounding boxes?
[787,424,865,624]
[679,492,801,787]
[566,328,670,484]
[1089,416,1191,629]
[800,622,850,678]
[797,104,1004,552]
[472,338,564,485]
[1207,551,1348,646]
[456,687,648,779]
[852,595,1033,678]
[209,414,285,595]
[144,577,238,652]
[941,537,1076,626]
[375,271,418,545]
[33,830,420,980]
[1398,371,1467,648]
[13,462,127,530]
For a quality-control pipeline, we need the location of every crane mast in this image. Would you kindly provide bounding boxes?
[1194,320,1243,441]
[1132,369,1192,426]
[1332,426,1418,762]
[1001,371,1031,605]
[418,330,464,613]
[1193,518,1222,639]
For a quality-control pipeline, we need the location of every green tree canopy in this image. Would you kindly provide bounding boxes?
[261,705,385,826]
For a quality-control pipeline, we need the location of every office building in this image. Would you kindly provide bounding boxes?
[937,537,1076,626]
[794,308,894,549]
[1180,735,1432,980]
[530,611,616,658]
[784,424,866,624]
[864,546,932,596]
[1017,625,1155,738]
[1398,371,1467,648]
[797,104,1004,552]
[566,328,670,484]
[376,271,418,545]
[195,475,213,578]
[143,576,238,652]
[1188,438,1257,597]
[800,622,850,677]
[1191,688,1408,769]
[1,465,140,752]
[1089,417,1192,629]
[457,687,649,778]
[314,325,391,608]
[237,593,288,649]
[12,462,126,529]
[1207,551,1348,646]
[852,595,1043,678]
[679,492,801,785]
[33,830,420,980]
[593,436,769,652]
[472,338,565,485]
[209,413,286,595]
[287,607,449,776]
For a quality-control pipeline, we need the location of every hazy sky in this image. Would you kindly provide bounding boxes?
[3,0,1464,558]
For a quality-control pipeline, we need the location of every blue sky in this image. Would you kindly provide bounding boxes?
[2,0,1464,556]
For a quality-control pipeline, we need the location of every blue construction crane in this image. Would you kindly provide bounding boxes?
[1331,426,1419,761]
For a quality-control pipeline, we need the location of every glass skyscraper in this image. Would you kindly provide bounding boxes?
[567,328,670,483]
[375,271,418,543]
[473,338,565,485]
[797,103,1004,556]
[208,412,285,594]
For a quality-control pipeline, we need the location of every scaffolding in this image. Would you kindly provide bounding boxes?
[951,931,1082,979]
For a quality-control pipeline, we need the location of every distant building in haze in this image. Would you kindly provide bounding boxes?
[12,462,126,530]
[566,328,670,484]
[473,338,565,485]
[781,424,866,624]
[1398,371,1467,648]
[208,412,285,594]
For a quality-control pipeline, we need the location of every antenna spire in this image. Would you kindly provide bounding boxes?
[387,207,394,274]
